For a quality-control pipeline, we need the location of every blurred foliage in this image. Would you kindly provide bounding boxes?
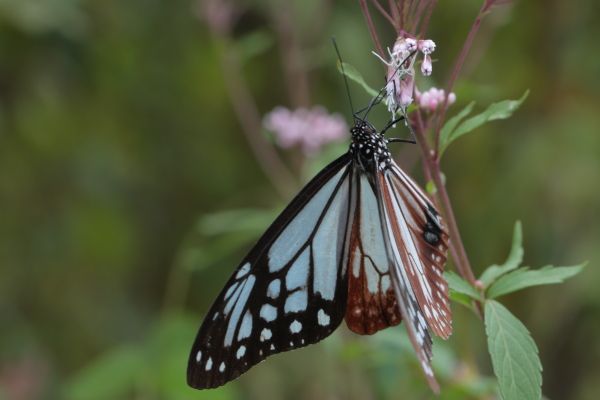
[1,0,599,399]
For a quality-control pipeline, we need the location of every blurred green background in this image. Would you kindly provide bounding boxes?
[1,0,599,399]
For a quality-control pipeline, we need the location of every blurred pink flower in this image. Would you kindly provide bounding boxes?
[263,106,348,155]
[415,87,456,112]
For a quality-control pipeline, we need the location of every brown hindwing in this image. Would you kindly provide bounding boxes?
[345,174,402,335]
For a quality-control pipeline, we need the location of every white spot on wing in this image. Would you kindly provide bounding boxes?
[260,328,272,342]
[195,351,202,363]
[205,357,213,371]
[290,320,302,333]
[317,309,330,326]
[267,279,281,299]
[219,362,225,372]
[236,345,246,359]
[259,304,277,322]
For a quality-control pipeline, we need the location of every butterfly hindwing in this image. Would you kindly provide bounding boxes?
[345,171,402,335]
[187,154,354,389]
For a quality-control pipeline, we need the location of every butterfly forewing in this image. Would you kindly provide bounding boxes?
[387,164,451,338]
[372,159,451,392]
[187,154,354,389]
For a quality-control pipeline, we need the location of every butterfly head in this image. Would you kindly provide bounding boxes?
[349,119,392,170]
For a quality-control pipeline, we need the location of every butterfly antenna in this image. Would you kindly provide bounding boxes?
[331,38,356,120]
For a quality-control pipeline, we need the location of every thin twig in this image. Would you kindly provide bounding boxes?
[417,0,438,37]
[371,0,398,30]
[412,0,431,34]
[397,0,406,28]
[388,0,402,31]
[359,0,386,57]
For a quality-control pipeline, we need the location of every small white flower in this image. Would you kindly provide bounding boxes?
[404,38,418,53]
[418,39,436,55]
[421,54,432,76]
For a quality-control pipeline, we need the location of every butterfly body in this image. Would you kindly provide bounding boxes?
[188,117,451,391]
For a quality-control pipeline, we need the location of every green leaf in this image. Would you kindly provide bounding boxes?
[485,300,542,400]
[480,221,524,287]
[440,91,529,153]
[337,61,378,97]
[445,271,481,300]
[487,263,586,299]
[439,101,475,152]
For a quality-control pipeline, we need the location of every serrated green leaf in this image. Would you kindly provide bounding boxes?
[337,61,378,97]
[485,300,542,400]
[487,263,585,299]
[449,290,476,308]
[480,221,523,287]
[439,101,475,153]
[440,91,529,153]
[445,271,481,300]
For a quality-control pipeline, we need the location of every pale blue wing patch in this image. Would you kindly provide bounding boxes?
[188,155,354,390]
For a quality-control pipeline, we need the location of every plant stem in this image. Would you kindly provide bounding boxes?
[372,0,398,30]
[359,0,386,57]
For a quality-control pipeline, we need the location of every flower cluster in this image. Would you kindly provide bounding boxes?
[374,36,451,117]
[263,106,348,155]
[415,87,456,112]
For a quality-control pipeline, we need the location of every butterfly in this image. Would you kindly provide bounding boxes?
[187,50,452,392]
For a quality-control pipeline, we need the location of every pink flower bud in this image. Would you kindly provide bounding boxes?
[421,54,432,76]
[404,38,417,52]
[418,39,436,55]
[417,87,457,112]
[448,92,457,104]
[399,75,415,107]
